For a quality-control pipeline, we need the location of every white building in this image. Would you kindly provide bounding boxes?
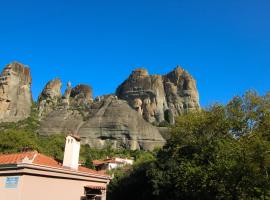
[93,157,134,171]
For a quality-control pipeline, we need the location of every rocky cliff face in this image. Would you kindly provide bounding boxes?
[39,94,165,150]
[0,62,32,122]
[38,78,62,118]
[0,62,199,150]
[116,66,200,124]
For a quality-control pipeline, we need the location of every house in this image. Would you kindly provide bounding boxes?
[93,157,134,171]
[0,135,111,200]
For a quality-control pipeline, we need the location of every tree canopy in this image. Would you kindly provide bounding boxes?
[108,91,270,200]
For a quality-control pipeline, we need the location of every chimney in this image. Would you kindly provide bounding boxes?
[63,135,81,170]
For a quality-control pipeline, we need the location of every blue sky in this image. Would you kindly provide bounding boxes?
[0,0,269,107]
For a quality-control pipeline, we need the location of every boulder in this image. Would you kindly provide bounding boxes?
[0,62,32,122]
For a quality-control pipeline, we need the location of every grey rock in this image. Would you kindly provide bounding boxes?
[163,66,200,120]
[38,78,62,118]
[69,84,93,106]
[116,66,200,124]
[116,68,167,123]
[39,95,165,150]
[0,62,32,122]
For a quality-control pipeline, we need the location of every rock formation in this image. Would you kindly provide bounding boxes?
[39,95,165,150]
[0,62,32,122]
[116,66,200,124]
[163,66,200,123]
[38,78,62,118]
[70,84,93,106]
[0,62,199,150]
[37,65,199,150]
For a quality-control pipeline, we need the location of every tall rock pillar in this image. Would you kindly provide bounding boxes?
[0,62,32,122]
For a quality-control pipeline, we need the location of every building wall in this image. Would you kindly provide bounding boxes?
[0,175,23,200]
[0,173,107,200]
[21,175,106,200]
[108,163,119,170]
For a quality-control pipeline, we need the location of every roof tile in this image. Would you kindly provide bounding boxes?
[0,151,107,176]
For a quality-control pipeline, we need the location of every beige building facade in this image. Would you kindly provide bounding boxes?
[0,135,111,200]
[0,162,109,200]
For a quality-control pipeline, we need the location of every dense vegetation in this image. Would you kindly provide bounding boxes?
[108,91,270,200]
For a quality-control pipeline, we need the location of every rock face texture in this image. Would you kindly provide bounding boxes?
[38,78,62,118]
[116,66,200,124]
[0,62,199,150]
[0,62,32,122]
[39,95,165,150]
[70,84,93,106]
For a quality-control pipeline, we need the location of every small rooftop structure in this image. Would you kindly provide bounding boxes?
[93,157,134,171]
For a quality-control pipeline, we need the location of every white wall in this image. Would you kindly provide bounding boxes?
[63,136,80,170]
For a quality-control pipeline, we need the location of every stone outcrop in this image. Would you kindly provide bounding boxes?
[38,81,93,118]
[37,65,199,150]
[116,66,200,124]
[38,78,62,118]
[70,84,93,106]
[163,67,200,123]
[0,62,199,150]
[39,95,165,150]
[0,62,32,122]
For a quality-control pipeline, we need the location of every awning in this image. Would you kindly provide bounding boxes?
[85,185,106,190]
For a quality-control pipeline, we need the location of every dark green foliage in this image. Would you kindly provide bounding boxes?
[0,106,40,153]
[38,135,65,161]
[108,151,156,200]
[80,144,155,169]
[108,91,270,200]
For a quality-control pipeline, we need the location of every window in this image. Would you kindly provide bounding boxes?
[84,187,103,200]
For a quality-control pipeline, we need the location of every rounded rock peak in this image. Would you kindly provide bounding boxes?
[38,78,62,101]
[44,78,62,90]
[6,61,27,71]
[130,68,149,78]
[70,84,93,100]
[3,61,32,84]
[173,65,186,75]
[166,65,191,79]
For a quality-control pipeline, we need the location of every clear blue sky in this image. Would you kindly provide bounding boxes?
[0,0,269,107]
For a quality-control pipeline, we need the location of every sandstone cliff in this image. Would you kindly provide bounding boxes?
[116,66,200,124]
[0,62,32,122]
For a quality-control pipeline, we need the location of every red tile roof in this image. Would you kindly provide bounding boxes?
[0,151,37,165]
[0,151,106,176]
[92,158,124,166]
